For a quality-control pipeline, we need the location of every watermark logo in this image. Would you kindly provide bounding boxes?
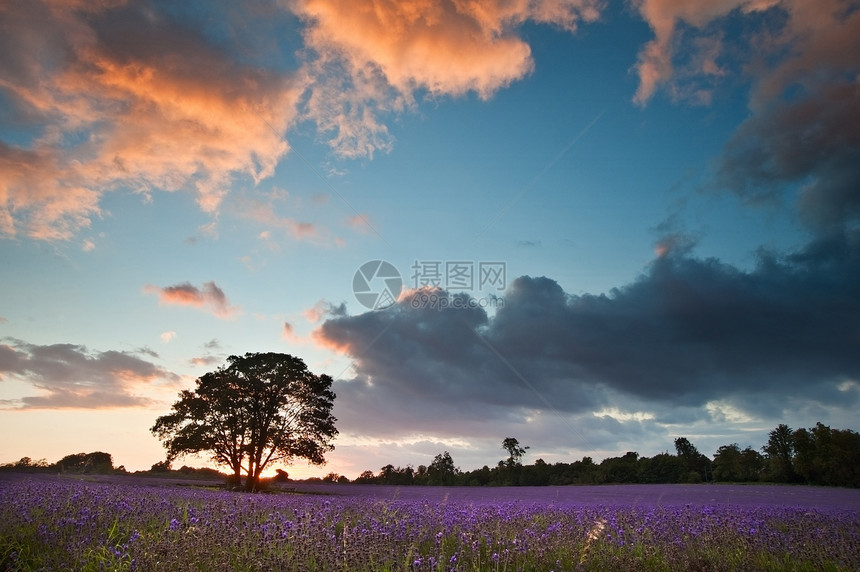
[354,259,506,311]
[353,260,403,310]
[411,260,506,291]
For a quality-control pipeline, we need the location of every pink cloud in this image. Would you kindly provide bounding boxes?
[294,0,603,157]
[234,195,323,241]
[0,1,298,241]
[189,356,222,368]
[143,281,239,319]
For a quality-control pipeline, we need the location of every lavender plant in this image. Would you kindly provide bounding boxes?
[1,476,858,571]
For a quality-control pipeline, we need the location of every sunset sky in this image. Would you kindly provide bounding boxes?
[2,0,859,478]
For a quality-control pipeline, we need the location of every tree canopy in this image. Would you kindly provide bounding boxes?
[151,352,337,491]
[502,437,529,467]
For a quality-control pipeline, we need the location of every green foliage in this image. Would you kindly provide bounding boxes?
[792,423,860,487]
[674,438,712,482]
[427,451,458,486]
[762,424,797,482]
[712,444,764,482]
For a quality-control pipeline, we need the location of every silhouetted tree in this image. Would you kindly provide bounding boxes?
[712,444,762,481]
[793,423,860,487]
[762,424,796,482]
[151,353,337,492]
[56,452,113,474]
[601,452,639,483]
[674,437,711,482]
[428,451,459,485]
[150,460,171,472]
[638,453,685,483]
[502,437,529,467]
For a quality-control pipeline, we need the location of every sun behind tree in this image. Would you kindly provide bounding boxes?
[151,352,337,492]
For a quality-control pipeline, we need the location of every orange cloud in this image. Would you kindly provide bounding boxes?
[295,0,602,157]
[144,281,239,319]
[0,1,298,240]
[630,0,855,106]
[234,195,322,242]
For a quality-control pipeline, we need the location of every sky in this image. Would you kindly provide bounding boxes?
[1,0,859,479]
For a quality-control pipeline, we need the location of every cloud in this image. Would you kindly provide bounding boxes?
[293,0,603,157]
[631,0,777,105]
[630,0,860,242]
[135,346,159,359]
[0,0,298,240]
[282,321,301,343]
[232,194,324,243]
[189,355,222,368]
[316,234,860,442]
[0,338,179,409]
[144,281,239,319]
[160,331,177,343]
[632,0,860,108]
[304,300,347,323]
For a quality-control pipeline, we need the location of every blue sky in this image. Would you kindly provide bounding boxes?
[1,0,859,478]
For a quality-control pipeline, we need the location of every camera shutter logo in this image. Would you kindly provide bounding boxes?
[353,260,402,310]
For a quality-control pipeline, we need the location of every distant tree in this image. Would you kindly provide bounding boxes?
[428,451,459,485]
[414,464,430,485]
[601,452,639,483]
[793,423,860,487]
[322,472,341,483]
[712,444,744,481]
[151,353,338,492]
[674,437,711,482]
[739,446,765,481]
[762,424,796,482]
[56,452,113,474]
[355,470,377,484]
[638,453,685,483]
[150,460,171,472]
[519,458,550,486]
[377,464,415,485]
[502,437,529,467]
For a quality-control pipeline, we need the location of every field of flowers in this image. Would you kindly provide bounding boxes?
[2,474,859,571]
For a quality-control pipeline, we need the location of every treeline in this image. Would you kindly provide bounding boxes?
[5,422,858,488]
[0,451,119,474]
[0,452,223,479]
[336,422,860,488]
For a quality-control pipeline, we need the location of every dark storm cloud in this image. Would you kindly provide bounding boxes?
[718,80,860,231]
[0,338,180,409]
[318,233,860,433]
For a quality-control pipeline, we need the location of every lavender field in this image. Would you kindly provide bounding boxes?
[2,474,859,571]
